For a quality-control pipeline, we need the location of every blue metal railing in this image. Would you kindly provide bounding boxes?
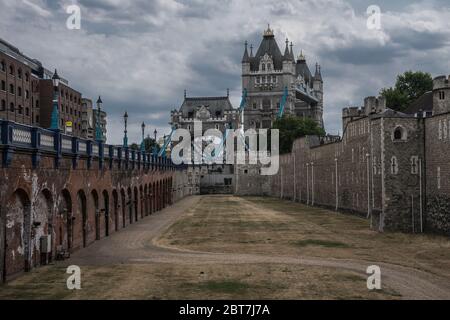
[0,119,182,171]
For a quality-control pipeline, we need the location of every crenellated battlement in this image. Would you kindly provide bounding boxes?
[433,75,450,90]
[364,96,386,115]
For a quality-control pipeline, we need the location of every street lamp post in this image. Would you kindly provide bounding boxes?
[50,69,60,130]
[141,122,146,152]
[153,129,158,156]
[95,96,103,142]
[123,112,128,148]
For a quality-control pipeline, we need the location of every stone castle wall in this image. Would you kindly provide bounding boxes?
[425,112,450,234]
[245,112,449,235]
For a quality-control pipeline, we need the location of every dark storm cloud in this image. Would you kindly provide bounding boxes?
[323,42,402,65]
[1,0,450,142]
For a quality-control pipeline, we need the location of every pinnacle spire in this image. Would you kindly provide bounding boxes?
[298,50,306,62]
[315,63,323,81]
[242,41,250,63]
[290,42,295,61]
[283,38,290,61]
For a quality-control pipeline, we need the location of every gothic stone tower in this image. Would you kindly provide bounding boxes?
[241,25,324,130]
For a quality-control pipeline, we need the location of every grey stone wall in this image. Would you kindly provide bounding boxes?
[425,112,450,234]
[255,112,449,234]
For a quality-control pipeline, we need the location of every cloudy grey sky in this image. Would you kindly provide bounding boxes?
[1,0,450,143]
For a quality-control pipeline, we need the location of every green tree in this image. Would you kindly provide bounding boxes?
[130,137,159,153]
[130,143,139,150]
[273,116,325,154]
[380,71,433,111]
[143,136,158,153]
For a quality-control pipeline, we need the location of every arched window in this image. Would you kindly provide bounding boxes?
[0,60,5,72]
[18,68,22,79]
[267,63,272,71]
[18,105,23,114]
[393,126,406,141]
[262,63,266,71]
[9,65,14,75]
[10,102,15,112]
[1,99,5,111]
[25,72,29,82]
[25,107,29,116]
[9,84,14,94]
[18,86,22,97]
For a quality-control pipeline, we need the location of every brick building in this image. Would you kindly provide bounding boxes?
[0,39,40,126]
[1,38,106,140]
[39,78,83,136]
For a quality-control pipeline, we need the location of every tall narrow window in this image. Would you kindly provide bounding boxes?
[410,156,419,175]
[391,156,399,175]
[262,63,266,71]
[0,61,5,72]
[437,167,441,189]
[1,99,5,111]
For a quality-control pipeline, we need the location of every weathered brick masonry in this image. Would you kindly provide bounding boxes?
[0,120,189,283]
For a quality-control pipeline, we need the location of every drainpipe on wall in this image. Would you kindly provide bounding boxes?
[419,157,423,233]
[411,195,415,233]
[280,165,283,199]
[1,207,5,283]
[335,158,338,211]
[293,152,296,202]
[380,117,386,232]
[422,115,427,233]
[366,153,371,219]
[306,163,309,205]
[311,162,315,206]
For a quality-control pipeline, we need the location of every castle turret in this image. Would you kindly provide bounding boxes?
[313,63,324,128]
[289,42,295,62]
[432,75,450,115]
[282,38,294,74]
[364,96,386,116]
